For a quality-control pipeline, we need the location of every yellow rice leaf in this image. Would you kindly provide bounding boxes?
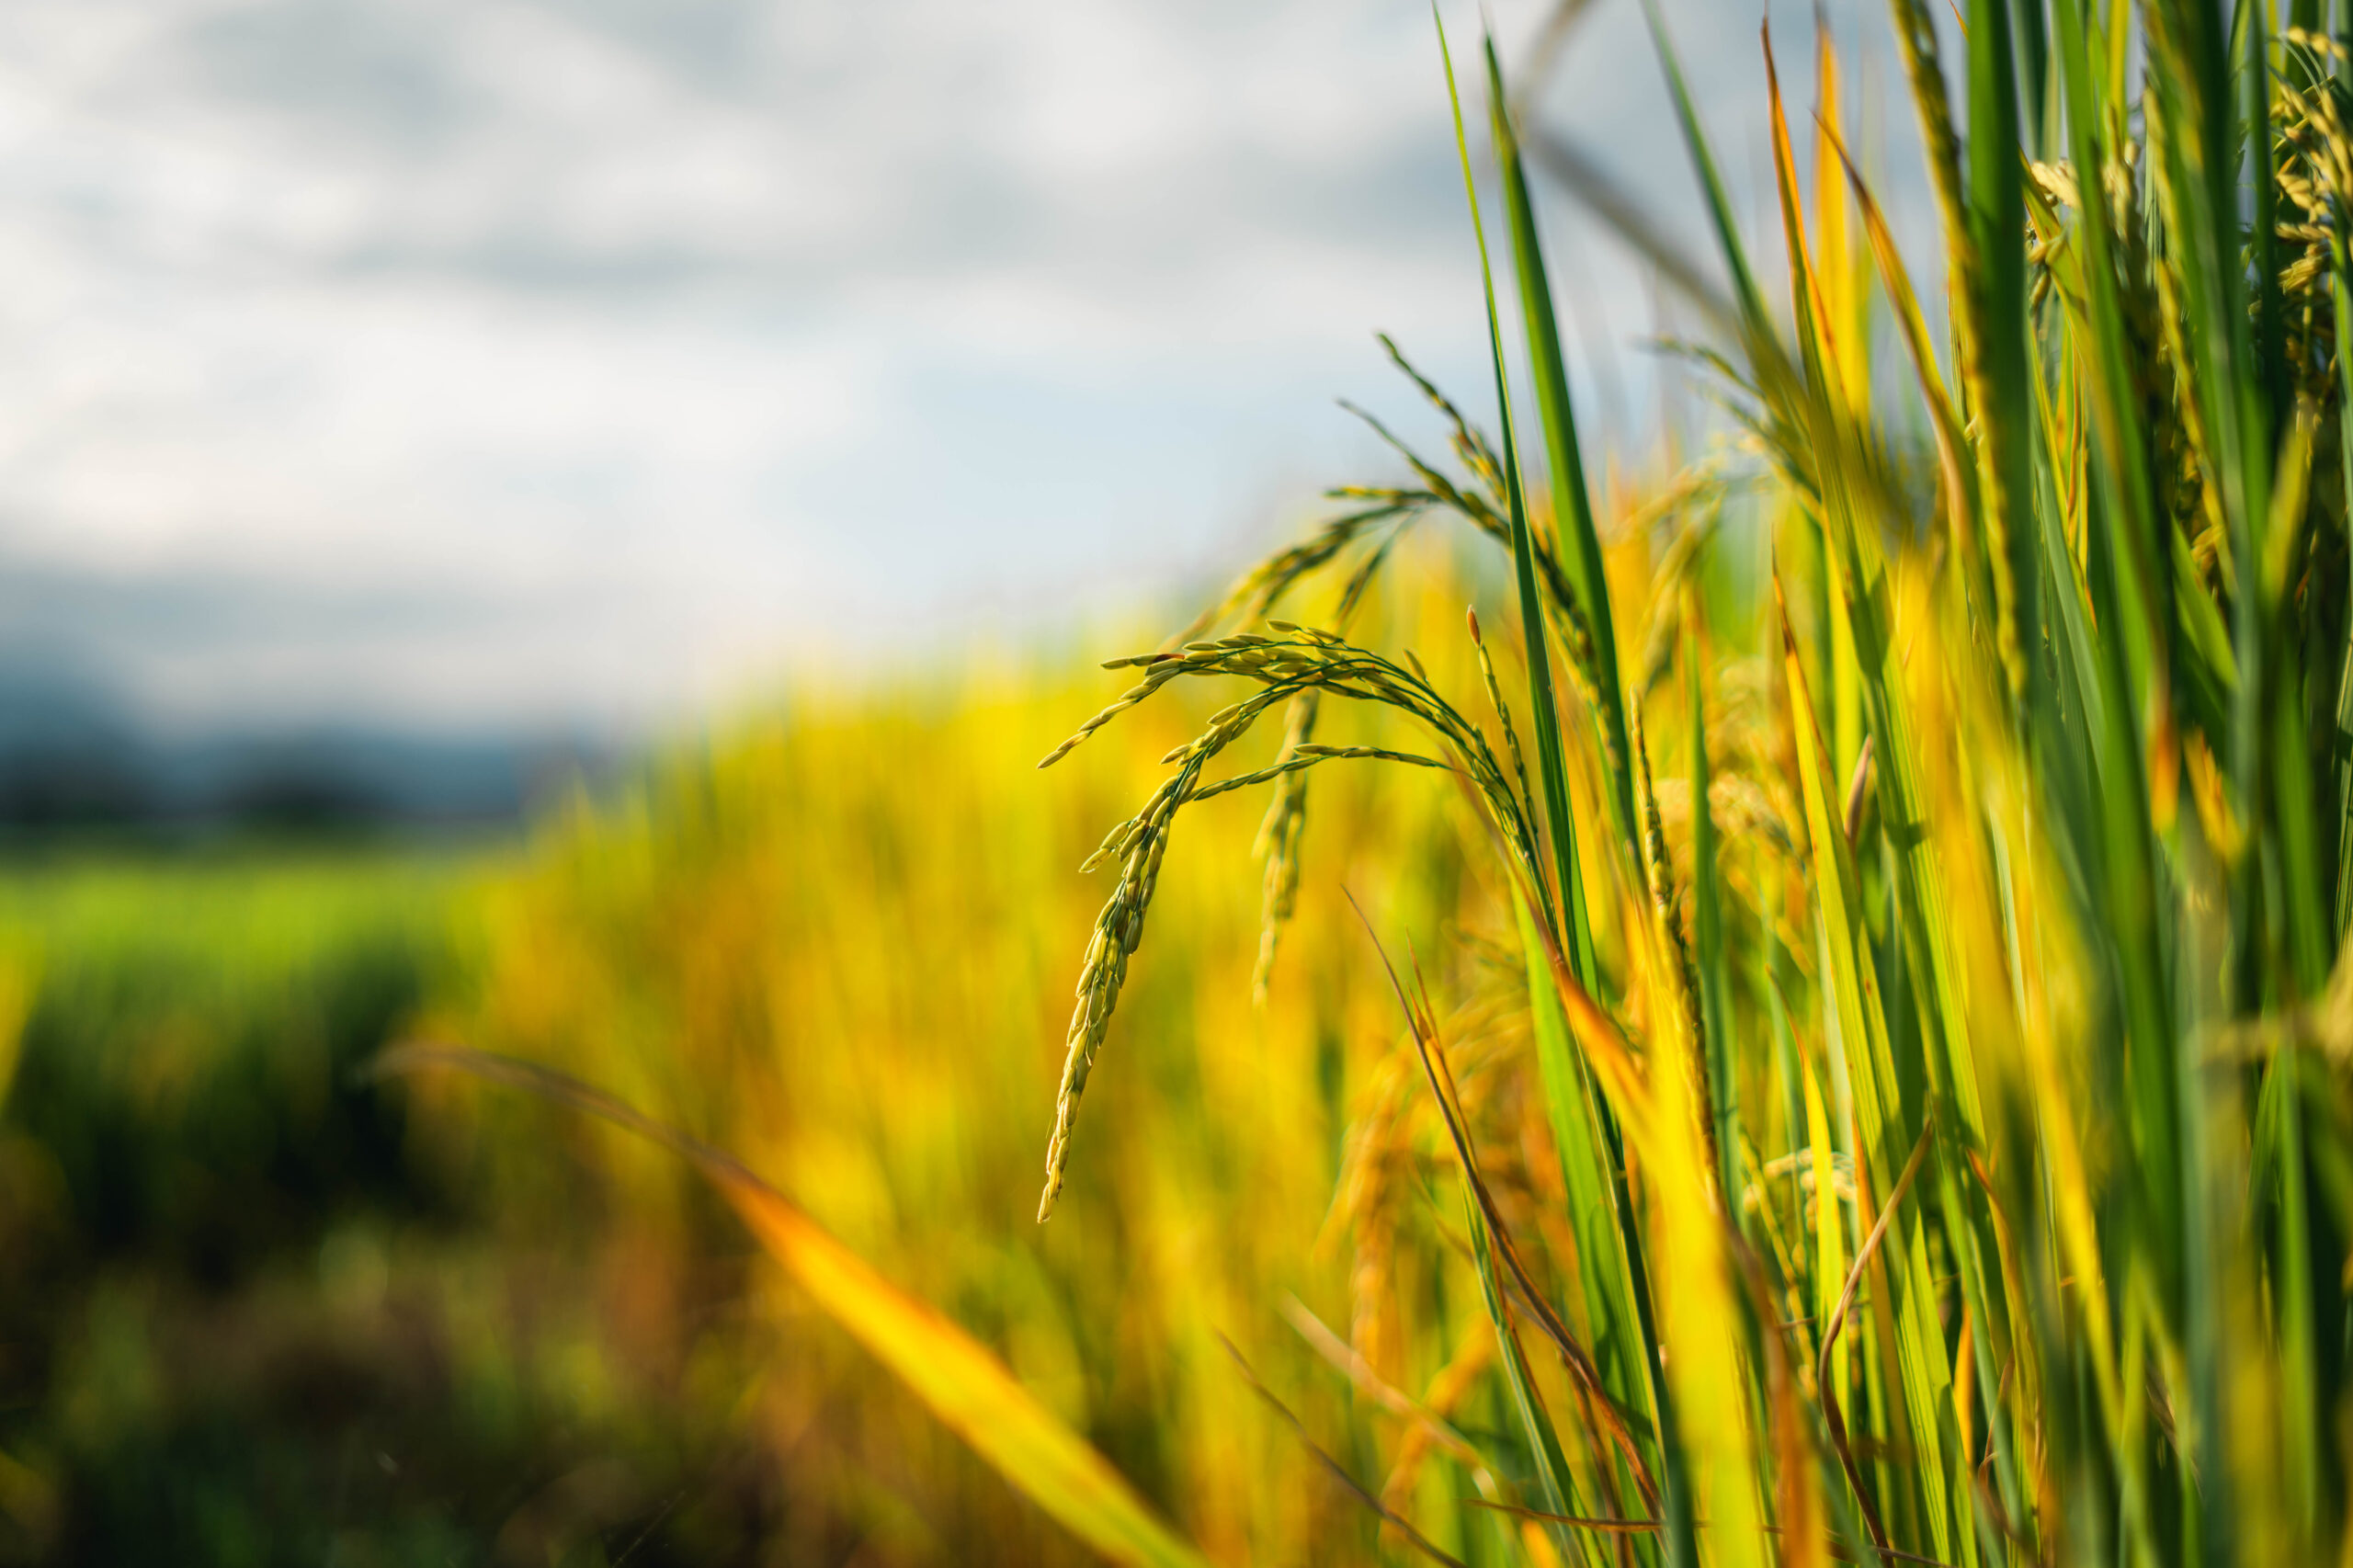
[1811,20,1870,416]
[1802,1051,1847,1363]
[1632,905,1769,1568]
[377,1046,1211,1568]
[1762,27,1847,400]
[723,1184,1212,1568]
[1816,119,1973,550]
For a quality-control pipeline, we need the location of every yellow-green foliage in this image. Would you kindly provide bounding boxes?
[417,551,1582,1562]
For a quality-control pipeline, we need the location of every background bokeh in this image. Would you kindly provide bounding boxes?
[0,1,1943,1561]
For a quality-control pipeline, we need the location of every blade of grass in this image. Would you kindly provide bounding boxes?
[1637,0,1772,347]
[1438,6,1596,986]
[1483,31,1638,858]
[1966,0,2040,712]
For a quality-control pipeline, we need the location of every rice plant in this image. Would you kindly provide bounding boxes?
[1029,4,2353,1564]
[413,627,1508,1562]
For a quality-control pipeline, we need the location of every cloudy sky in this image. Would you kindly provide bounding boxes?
[0,0,1937,737]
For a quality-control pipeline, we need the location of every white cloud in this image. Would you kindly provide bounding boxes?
[0,0,1941,732]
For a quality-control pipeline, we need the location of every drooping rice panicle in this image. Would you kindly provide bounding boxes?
[1248,690,1317,1004]
[1037,627,1546,1220]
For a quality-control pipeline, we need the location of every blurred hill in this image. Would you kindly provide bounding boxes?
[0,655,606,842]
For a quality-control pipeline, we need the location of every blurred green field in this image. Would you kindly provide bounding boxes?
[0,849,806,1564]
[0,575,1505,1566]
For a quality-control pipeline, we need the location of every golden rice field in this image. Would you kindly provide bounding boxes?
[411,540,1563,1564]
[13,3,2353,1564]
